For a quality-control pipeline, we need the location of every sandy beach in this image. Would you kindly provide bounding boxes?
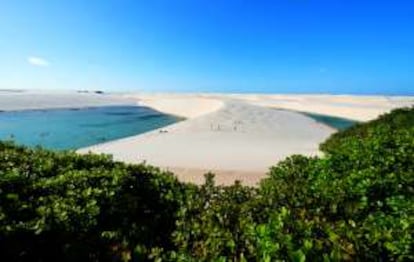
[79,93,413,185]
[80,99,335,185]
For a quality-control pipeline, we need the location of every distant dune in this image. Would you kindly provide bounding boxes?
[0,90,136,111]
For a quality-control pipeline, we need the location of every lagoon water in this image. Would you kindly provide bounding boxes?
[0,106,181,150]
[275,109,357,131]
[304,112,357,131]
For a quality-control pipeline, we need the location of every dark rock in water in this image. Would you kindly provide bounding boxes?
[94,90,104,94]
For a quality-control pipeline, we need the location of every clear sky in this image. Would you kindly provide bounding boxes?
[1,0,413,94]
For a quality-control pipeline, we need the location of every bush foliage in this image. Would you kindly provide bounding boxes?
[1,107,413,261]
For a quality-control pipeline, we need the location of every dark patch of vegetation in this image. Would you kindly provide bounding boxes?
[1,107,413,261]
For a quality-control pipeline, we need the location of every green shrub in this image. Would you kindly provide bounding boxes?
[0,142,187,261]
[0,107,413,261]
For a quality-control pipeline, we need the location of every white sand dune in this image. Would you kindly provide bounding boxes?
[80,100,336,185]
[80,93,413,185]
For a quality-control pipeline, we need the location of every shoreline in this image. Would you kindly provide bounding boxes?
[0,104,142,113]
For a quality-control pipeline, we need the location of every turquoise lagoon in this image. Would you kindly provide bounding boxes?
[0,106,181,150]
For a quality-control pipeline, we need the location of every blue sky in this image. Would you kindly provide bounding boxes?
[0,0,413,94]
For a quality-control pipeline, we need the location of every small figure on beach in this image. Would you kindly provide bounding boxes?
[233,120,242,131]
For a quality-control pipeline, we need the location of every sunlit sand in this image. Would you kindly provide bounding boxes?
[80,93,413,185]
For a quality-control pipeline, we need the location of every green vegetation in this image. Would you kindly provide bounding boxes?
[1,107,413,261]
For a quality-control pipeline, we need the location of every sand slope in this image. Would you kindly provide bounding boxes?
[126,93,224,118]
